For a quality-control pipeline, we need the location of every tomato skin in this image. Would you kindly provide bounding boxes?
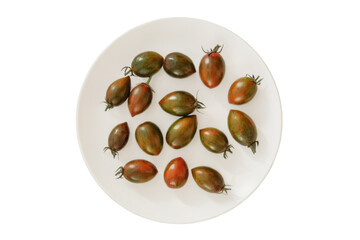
[135,121,163,156]
[159,91,205,116]
[228,110,258,154]
[131,51,163,77]
[128,83,152,117]
[105,76,131,111]
[164,157,189,189]
[199,51,225,88]
[228,76,261,105]
[191,166,229,193]
[200,128,233,158]
[116,160,158,183]
[104,122,129,158]
[166,115,197,149]
[163,52,196,78]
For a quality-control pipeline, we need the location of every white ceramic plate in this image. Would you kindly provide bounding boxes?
[77,17,282,223]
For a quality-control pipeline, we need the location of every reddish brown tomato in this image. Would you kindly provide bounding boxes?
[166,115,197,149]
[199,128,233,159]
[228,110,258,154]
[164,157,189,189]
[128,83,152,117]
[115,160,158,183]
[104,122,129,158]
[191,166,230,194]
[228,75,262,105]
[159,91,205,116]
[104,76,131,111]
[199,45,225,88]
[135,121,163,156]
[163,52,196,78]
[122,51,163,78]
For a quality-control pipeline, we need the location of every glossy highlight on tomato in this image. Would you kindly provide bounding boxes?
[128,83,152,117]
[104,76,131,111]
[199,45,225,88]
[135,121,163,155]
[159,91,205,116]
[191,166,230,194]
[166,115,197,149]
[200,128,233,159]
[104,122,129,158]
[115,160,158,183]
[228,75,262,105]
[164,157,189,189]
[228,109,258,154]
[122,51,163,78]
[163,52,196,78]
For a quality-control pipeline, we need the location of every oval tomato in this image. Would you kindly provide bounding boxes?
[104,122,129,158]
[115,160,158,183]
[164,157,189,189]
[199,45,225,88]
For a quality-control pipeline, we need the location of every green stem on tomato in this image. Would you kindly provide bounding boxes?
[223,144,234,159]
[115,166,124,179]
[221,185,231,194]
[146,76,152,85]
[248,141,259,154]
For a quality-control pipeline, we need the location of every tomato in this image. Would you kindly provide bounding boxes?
[127,83,152,117]
[115,160,158,183]
[199,45,225,88]
[228,110,258,154]
[104,122,129,158]
[104,76,131,111]
[228,75,262,105]
[164,157,189,189]
[163,52,196,78]
[159,91,205,116]
[166,115,197,149]
[123,51,163,78]
[199,128,233,159]
[135,121,163,155]
[191,166,230,193]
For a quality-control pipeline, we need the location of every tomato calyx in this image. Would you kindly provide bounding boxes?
[103,101,113,111]
[201,44,224,55]
[115,166,124,179]
[195,100,206,112]
[194,90,206,112]
[103,147,118,159]
[122,66,135,77]
[221,185,231,194]
[223,144,234,159]
[248,141,259,154]
[246,74,263,85]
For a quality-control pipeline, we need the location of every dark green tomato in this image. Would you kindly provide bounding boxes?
[104,122,129,158]
[228,75,262,105]
[228,110,258,154]
[104,76,131,111]
[163,52,196,78]
[128,83,152,117]
[131,51,163,77]
[135,121,163,156]
[166,115,197,149]
[191,166,230,194]
[159,91,205,116]
[115,160,158,183]
[199,128,233,159]
[199,45,225,88]
[164,157,189,189]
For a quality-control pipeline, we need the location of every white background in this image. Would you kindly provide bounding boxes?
[0,0,359,239]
